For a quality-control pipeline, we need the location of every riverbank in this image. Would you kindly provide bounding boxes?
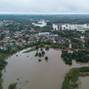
[62,67,89,89]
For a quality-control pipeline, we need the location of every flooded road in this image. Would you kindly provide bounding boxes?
[2,48,89,89]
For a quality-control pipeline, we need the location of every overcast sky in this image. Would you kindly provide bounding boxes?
[0,0,89,14]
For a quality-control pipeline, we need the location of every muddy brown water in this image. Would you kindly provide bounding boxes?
[2,48,89,89]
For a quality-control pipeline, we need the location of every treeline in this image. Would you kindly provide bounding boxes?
[52,30,82,38]
[61,50,89,65]
[1,15,89,24]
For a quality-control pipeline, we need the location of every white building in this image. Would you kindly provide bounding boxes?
[52,23,89,32]
[32,20,47,27]
[52,24,59,30]
[38,32,50,36]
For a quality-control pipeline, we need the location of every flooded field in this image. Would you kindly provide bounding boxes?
[2,48,89,89]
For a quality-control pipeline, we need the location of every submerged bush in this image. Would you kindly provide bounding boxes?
[8,83,17,89]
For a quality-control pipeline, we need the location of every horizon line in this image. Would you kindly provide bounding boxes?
[0,12,89,15]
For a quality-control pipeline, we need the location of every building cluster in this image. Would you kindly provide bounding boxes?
[52,24,89,32]
[0,28,67,51]
[36,32,66,44]
[0,19,88,51]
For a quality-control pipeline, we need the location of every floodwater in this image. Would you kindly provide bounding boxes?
[79,77,89,89]
[2,48,89,89]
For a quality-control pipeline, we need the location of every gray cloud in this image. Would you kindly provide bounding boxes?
[0,0,89,14]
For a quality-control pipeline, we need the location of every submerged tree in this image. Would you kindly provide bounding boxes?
[45,56,48,61]
[45,47,49,51]
[35,52,38,57]
[8,83,17,89]
[38,59,42,62]
[42,51,45,57]
[38,52,42,57]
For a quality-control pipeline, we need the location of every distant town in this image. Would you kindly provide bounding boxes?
[0,18,89,51]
